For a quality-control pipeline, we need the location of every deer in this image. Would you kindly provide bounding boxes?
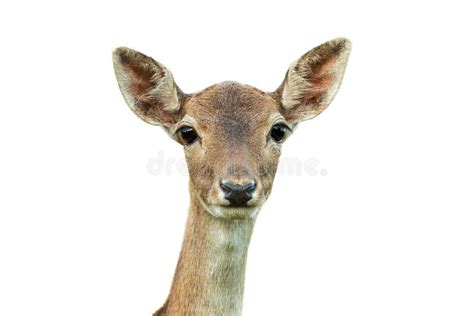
[112,37,351,316]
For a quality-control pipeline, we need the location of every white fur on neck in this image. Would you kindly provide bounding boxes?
[205,221,251,315]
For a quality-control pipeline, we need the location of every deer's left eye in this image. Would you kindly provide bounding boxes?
[270,123,290,143]
[178,126,198,145]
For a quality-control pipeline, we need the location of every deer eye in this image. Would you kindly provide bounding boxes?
[178,126,198,145]
[270,123,290,143]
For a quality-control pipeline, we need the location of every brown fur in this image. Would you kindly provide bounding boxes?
[155,193,255,315]
[112,38,351,315]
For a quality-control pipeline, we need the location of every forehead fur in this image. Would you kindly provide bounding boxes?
[184,81,279,139]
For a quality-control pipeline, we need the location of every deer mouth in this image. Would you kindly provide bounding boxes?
[210,204,262,220]
[197,194,262,219]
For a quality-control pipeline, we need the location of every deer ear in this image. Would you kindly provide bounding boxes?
[275,38,351,124]
[112,47,185,128]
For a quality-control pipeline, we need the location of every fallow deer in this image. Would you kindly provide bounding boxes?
[113,37,351,315]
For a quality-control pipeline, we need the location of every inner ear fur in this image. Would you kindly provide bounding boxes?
[275,38,351,123]
[112,47,186,127]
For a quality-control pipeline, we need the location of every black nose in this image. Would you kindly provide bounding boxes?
[220,180,256,206]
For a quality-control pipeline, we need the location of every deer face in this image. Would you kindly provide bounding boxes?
[176,82,284,219]
[113,38,351,219]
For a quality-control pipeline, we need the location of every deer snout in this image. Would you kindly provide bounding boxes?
[220,180,256,206]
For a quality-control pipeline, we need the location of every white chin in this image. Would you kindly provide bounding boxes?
[207,205,261,219]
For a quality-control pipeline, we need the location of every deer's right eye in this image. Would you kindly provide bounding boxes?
[178,126,198,145]
[270,123,290,143]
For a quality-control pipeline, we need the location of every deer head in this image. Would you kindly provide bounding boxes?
[113,38,351,220]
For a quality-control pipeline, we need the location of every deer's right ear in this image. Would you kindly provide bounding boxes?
[112,47,185,128]
[274,38,351,124]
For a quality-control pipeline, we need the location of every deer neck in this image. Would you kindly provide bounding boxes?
[159,192,256,316]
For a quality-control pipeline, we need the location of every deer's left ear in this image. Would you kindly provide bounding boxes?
[275,38,351,124]
[113,47,186,129]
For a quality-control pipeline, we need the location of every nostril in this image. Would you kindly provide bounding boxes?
[242,182,256,195]
[220,180,257,206]
[220,182,229,193]
[220,181,256,193]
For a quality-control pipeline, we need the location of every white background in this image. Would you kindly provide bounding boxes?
[1,1,473,315]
